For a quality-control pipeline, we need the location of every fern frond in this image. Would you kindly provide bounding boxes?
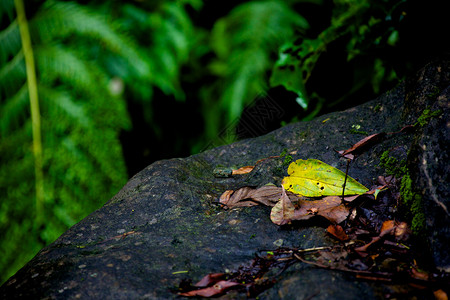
[120,2,195,100]
[0,83,28,135]
[39,87,92,128]
[205,1,308,141]
[0,19,21,66]
[0,0,15,23]
[31,1,151,78]
[36,44,108,96]
[0,0,132,285]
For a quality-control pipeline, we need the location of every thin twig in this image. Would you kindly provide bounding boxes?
[294,253,393,279]
[342,158,351,201]
[296,246,331,253]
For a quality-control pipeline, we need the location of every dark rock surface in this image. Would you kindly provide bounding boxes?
[1,58,449,299]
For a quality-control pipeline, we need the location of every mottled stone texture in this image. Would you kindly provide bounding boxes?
[1,57,448,299]
[404,58,450,271]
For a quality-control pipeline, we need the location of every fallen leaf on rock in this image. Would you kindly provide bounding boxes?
[219,185,299,209]
[355,221,397,253]
[433,289,448,300]
[394,222,410,241]
[410,267,429,281]
[327,224,349,241]
[178,280,241,297]
[194,273,227,287]
[380,220,409,241]
[293,196,350,224]
[377,175,394,186]
[219,186,275,208]
[380,220,395,232]
[232,166,254,175]
[270,186,295,225]
[337,132,386,159]
[219,190,235,204]
[282,159,368,197]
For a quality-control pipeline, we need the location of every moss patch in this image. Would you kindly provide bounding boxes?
[400,174,426,236]
[378,151,425,235]
[414,109,442,127]
[349,124,369,135]
[378,150,407,177]
[280,148,293,167]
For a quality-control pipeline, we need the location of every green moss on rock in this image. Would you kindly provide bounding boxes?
[400,174,426,236]
[378,151,407,177]
[378,151,425,236]
[415,109,442,127]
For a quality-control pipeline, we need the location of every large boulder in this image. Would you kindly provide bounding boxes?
[1,58,449,299]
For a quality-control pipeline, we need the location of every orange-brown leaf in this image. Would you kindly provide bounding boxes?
[293,196,349,224]
[433,289,448,300]
[231,166,254,175]
[327,224,349,241]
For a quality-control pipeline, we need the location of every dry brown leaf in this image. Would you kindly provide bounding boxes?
[293,196,349,224]
[380,220,409,241]
[410,267,429,281]
[178,280,241,297]
[433,289,448,300]
[195,273,227,287]
[219,187,264,208]
[381,220,396,233]
[219,190,234,205]
[219,186,299,209]
[394,222,410,241]
[337,132,386,159]
[231,166,254,175]
[270,186,295,225]
[327,224,349,241]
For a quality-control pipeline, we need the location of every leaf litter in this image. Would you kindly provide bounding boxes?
[177,131,450,298]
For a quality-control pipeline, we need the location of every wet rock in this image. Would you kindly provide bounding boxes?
[404,58,450,271]
[1,58,448,299]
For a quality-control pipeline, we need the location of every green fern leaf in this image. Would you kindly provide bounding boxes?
[208,1,308,135]
[0,0,133,285]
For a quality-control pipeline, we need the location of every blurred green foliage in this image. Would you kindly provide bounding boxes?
[0,0,446,285]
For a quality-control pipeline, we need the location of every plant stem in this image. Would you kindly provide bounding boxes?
[15,0,44,225]
[342,158,350,201]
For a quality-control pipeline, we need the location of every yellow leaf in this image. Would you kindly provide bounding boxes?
[282,159,368,197]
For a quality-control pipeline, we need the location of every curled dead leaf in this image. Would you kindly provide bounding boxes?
[219,190,234,205]
[270,186,295,226]
[337,132,386,159]
[219,186,299,209]
[195,273,227,287]
[178,280,241,297]
[433,289,448,300]
[232,166,254,175]
[327,224,349,241]
[381,220,395,233]
[293,196,349,224]
[380,220,410,241]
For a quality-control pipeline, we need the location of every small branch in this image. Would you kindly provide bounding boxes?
[341,159,350,201]
[294,253,393,281]
[296,246,331,253]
